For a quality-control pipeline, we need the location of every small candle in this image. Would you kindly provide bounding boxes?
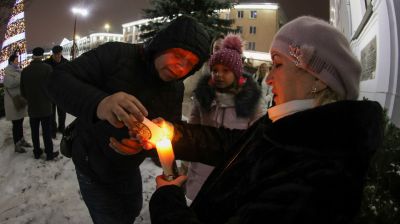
[155,137,178,181]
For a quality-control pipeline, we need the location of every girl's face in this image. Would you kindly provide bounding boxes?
[267,52,325,105]
[211,64,236,89]
[155,48,199,81]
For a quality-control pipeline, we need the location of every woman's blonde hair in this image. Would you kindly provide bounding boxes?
[314,87,344,106]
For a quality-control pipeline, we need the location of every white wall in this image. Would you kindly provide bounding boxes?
[333,0,400,126]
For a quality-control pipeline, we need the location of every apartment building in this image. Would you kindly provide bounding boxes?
[121,2,284,65]
[60,33,123,59]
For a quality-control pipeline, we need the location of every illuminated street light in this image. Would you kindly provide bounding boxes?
[70,7,88,60]
[104,23,110,33]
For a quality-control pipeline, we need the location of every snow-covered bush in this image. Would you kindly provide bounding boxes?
[354,109,400,224]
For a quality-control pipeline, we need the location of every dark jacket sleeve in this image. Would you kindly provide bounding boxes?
[172,122,245,166]
[46,42,127,124]
[150,186,201,224]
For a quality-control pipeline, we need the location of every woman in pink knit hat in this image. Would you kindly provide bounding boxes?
[112,16,384,224]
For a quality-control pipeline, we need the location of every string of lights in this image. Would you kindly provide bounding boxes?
[0,0,27,82]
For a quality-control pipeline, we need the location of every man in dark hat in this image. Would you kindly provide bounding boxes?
[47,15,210,223]
[21,47,59,160]
[44,45,68,138]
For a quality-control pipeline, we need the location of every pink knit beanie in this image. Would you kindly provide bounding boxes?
[270,16,361,100]
[209,34,244,82]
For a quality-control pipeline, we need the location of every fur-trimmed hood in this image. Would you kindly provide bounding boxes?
[193,75,261,117]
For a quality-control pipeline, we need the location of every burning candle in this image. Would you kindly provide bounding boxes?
[136,118,178,181]
[155,137,178,181]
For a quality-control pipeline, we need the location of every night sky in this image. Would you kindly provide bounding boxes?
[22,0,328,51]
[24,0,151,50]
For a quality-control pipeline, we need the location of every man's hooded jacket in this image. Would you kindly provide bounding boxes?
[47,16,210,183]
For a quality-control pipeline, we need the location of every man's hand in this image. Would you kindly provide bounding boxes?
[97,92,148,128]
[156,175,188,190]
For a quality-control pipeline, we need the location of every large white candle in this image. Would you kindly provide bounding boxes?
[139,118,177,180]
[155,137,177,180]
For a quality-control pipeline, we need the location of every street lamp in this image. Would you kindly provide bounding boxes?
[71,7,88,60]
[104,23,110,33]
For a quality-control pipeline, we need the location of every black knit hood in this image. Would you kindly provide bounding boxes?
[193,75,262,117]
[145,15,211,79]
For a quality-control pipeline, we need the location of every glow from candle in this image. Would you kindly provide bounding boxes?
[142,118,169,144]
[155,137,176,179]
[139,118,177,180]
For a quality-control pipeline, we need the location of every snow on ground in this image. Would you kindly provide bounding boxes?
[0,114,161,224]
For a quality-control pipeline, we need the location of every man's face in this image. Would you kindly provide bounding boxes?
[154,48,199,81]
[52,52,62,63]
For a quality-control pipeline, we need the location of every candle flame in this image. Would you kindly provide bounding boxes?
[155,137,171,149]
[160,122,173,141]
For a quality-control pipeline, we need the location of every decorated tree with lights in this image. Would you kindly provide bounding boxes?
[139,0,236,42]
[0,0,27,82]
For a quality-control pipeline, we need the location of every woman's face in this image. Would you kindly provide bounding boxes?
[155,48,199,81]
[211,64,236,89]
[212,38,224,54]
[266,52,319,105]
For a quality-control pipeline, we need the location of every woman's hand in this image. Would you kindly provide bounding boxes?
[97,92,148,128]
[156,175,188,190]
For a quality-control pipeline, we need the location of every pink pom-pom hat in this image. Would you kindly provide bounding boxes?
[209,34,244,83]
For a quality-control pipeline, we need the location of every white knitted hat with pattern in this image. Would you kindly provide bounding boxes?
[270,16,361,100]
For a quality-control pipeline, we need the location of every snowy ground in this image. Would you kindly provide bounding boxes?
[0,114,161,224]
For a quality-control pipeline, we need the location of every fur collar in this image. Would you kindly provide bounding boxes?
[193,75,261,117]
[264,100,384,156]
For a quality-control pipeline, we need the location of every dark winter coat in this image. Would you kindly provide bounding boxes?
[21,59,53,118]
[150,100,384,224]
[44,55,68,68]
[47,42,188,183]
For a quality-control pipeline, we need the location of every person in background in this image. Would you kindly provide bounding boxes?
[44,45,68,137]
[184,34,264,201]
[253,63,274,109]
[182,33,226,118]
[21,47,58,160]
[115,16,384,224]
[3,54,31,153]
[180,33,226,173]
[47,15,210,224]
[252,62,268,86]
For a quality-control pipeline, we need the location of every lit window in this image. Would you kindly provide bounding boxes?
[250,11,257,19]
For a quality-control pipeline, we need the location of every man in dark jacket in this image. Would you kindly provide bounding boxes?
[44,45,68,137]
[21,47,59,160]
[46,16,210,224]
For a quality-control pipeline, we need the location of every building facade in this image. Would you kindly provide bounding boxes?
[330,0,400,127]
[122,19,153,44]
[220,2,281,53]
[60,33,123,59]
